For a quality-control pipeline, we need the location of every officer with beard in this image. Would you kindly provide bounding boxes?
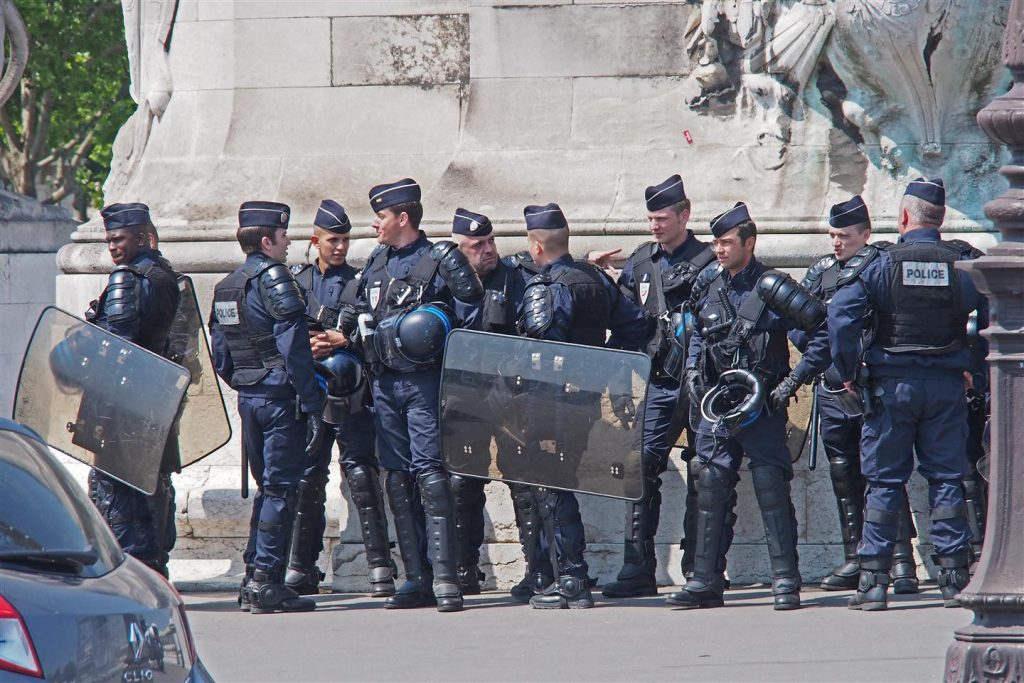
[669,202,830,611]
[284,199,395,598]
[516,203,650,609]
[210,201,322,614]
[795,196,920,594]
[341,179,483,612]
[600,175,718,598]
[830,179,987,610]
[86,203,181,578]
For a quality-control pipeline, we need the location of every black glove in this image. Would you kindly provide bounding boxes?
[610,394,636,430]
[338,304,362,337]
[769,373,803,414]
[305,412,325,456]
[684,368,705,407]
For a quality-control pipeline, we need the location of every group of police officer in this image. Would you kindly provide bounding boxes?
[84,171,988,615]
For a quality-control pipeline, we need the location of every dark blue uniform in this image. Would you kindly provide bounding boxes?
[519,253,649,608]
[793,251,920,592]
[670,257,830,610]
[829,229,985,573]
[603,233,716,597]
[285,259,389,595]
[210,253,323,589]
[88,248,181,576]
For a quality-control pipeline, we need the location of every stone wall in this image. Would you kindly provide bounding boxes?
[51,0,1007,590]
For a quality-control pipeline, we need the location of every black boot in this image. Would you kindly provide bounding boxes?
[891,497,919,594]
[346,465,396,598]
[248,569,316,614]
[530,575,594,609]
[284,477,326,595]
[666,463,733,610]
[848,556,891,611]
[419,472,464,613]
[383,471,435,609]
[936,551,971,608]
[602,484,659,598]
[752,466,802,611]
[508,484,553,604]
[821,453,865,591]
[451,474,487,596]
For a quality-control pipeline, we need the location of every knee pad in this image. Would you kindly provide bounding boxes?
[417,471,450,505]
[696,463,735,508]
[385,470,415,505]
[751,467,789,510]
[828,455,863,499]
[345,464,379,504]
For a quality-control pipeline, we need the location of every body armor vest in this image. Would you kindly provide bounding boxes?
[212,258,286,387]
[875,241,967,355]
[96,258,179,356]
[361,246,439,320]
[294,262,357,327]
[480,261,516,334]
[553,262,610,347]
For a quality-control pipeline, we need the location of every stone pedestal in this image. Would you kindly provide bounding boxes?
[54,1,1009,590]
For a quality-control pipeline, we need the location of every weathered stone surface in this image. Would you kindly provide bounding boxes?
[331,14,469,87]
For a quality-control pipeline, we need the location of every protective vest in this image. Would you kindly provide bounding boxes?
[553,262,611,347]
[875,241,967,355]
[212,258,285,386]
[480,261,516,334]
[360,245,439,320]
[293,261,357,328]
[629,241,714,363]
[95,258,179,356]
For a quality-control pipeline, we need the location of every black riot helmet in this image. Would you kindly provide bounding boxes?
[314,350,365,398]
[49,330,99,393]
[700,368,765,434]
[394,302,454,362]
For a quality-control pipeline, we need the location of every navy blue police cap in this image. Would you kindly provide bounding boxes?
[710,202,751,238]
[452,208,493,237]
[645,174,686,212]
[829,195,870,229]
[904,177,945,207]
[368,178,421,211]
[101,202,151,231]
[524,203,568,230]
[239,201,290,229]
[314,199,352,234]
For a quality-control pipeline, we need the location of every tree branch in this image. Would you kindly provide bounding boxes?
[29,92,55,161]
[0,106,21,154]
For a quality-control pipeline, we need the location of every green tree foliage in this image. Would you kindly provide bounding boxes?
[0,0,133,217]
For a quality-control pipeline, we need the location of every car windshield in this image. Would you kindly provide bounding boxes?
[0,429,122,577]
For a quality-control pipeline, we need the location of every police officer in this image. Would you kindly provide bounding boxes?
[445,207,550,598]
[284,199,395,598]
[830,179,986,610]
[210,201,321,614]
[796,196,920,594]
[87,203,181,578]
[517,202,650,609]
[601,175,717,598]
[343,178,483,612]
[668,202,830,611]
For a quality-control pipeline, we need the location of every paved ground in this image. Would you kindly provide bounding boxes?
[182,584,968,682]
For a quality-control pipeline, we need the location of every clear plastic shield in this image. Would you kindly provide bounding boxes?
[167,276,232,468]
[441,329,649,501]
[13,307,191,494]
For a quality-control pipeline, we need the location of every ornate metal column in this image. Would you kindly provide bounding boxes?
[945,1,1024,680]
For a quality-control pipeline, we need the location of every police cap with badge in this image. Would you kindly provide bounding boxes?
[829,195,870,229]
[239,200,291,229]
[710,201,751,238]
[645,174,686,212]
[101,202,152,231]
[453,208,493,238]
[369,178,421,211]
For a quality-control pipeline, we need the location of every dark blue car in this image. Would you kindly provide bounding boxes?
[0,418,213,682]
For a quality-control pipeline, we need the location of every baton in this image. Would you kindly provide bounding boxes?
[807,385,820,471]
[240,427,249,499]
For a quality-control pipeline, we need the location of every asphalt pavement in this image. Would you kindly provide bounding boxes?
[182,585,968,682]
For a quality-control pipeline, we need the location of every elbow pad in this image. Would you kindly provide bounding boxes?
[431,240,484,302]
[518,274,554,339]
[756,270,825,332]
[103,267,141,324]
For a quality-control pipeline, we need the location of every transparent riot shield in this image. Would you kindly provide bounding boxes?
[13,307,191,494]
[166,275,232,468]
[440,329,649,501]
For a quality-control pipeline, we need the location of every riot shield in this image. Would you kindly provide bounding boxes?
[441,329,649,501]
[166,275,232,468]
[13,307,190,494]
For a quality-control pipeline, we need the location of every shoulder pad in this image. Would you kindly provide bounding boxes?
[872,240,893,250]
[520,275,554,338]
[103,266,142,324]
[688,262,723,306]
[836,244,881,288]
[431,240,484,302]
[526,273,552,287]
[429,240,458,262]
[800,254,837,288]
[626,241,658,264]
[258,263,306,320]
[504,251,541,274]
[944,238,985,260]
[290,263,310,275]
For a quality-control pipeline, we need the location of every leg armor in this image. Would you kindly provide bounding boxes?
[751,466,802,610]
[450,474,487,595]
[961,472,987,563]
[248,569,316,615]
[680,445,698,577]
[145,474,176,578]
[418,471,464,612]
[602,468,660,598]
[820,453,865,591]
[529,489,593,609]
[383,470,434,609]
[255,485,298,579]
[508,484,554,603]
[935,550,971,608]
[890,493,919,595]
[666,461,735,609]
[285,476,328,593]
[344,464,395,597]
